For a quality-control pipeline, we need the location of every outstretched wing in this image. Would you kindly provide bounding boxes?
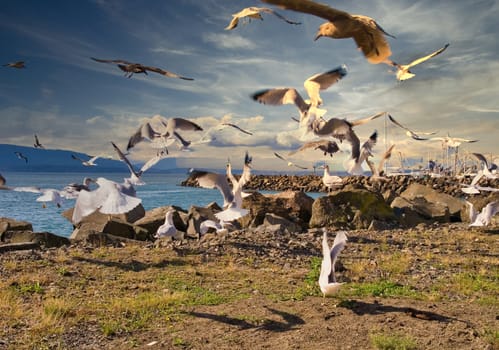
[90,57,133,65]
[329,231,348,283]
[406,43,449,69]
[142,65,194,80]
[221,123,253,135]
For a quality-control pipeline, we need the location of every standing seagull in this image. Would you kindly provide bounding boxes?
[34,134,45,149]
[321,164,343,191]
[225,6,301,30]
[3,61,25,69]
[386,43,449,81]
[261,0,395,64]
[90,57,194,80]
[154,210,178,238]
[319,230,348,298]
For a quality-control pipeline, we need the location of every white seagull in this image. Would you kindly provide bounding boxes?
[71,154,100,167]
[388,114,436,141]
[466,201,499,227]
[321,164,343,191]
[71,177,142,224]
[274,152,308,170]
[252,65,347,130]
[366,144,396,179]
[154,210,178,238]
[225,6,301,30]
[319,230,348,298]
[387,43,449,81]
[346,130,378,175]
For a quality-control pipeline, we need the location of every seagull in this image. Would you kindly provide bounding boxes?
[127,116,203,151]
[319,230,348,298]
[388,115,436,141]
[61,177,94,199]
[90,57,194,80]
[154,210,177,238]
[274,152,308,170]
[33,134,45,149]
[199,219,229,236]
[251,65,347,129]
[471,152,497,181]
[346,130,378,175]
[36,189,64,208]
[111,141,167,185]
[321,164,343,190]
[71,154,100,166]
[386,43,449,81]
[430,134,478,148]
[467,201,499,227]
[219,123,253,136]
[71,177,142,224]
[14,151,28,163]
[261,0,395,64]
[225,6,301,30]
[366,144,395,179]
[312,112,384,163]
[288,140,340,157]
[3,61,25,69]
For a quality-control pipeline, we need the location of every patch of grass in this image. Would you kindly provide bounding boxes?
[292,257,321,300]
[483,328,499,349]
[172,336,189,347]
[378,252,412,277]
[341,281,420,299]
[370,331,418,350]
[12,281,45,295]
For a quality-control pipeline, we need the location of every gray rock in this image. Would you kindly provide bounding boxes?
[262,213,302,233]
[0,230,70,248]
[134,205,187,235]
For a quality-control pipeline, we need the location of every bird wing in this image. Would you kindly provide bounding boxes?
[111,141,140,179]
[71,188,104,224]
[378,144,395,174]
[140,152,167,174]
[472,152,490,169]
[289,140,331,156]
[220,123,253,135]
[359,130,378,163]
[388,114,412,133]
[485,201,499,220]
[406,43,450,69]
[319,230,332,289]
[252,88,309,115]
[238,152,253,186]
[142,65,194,80]
[274,152,308,169]
[215,207,249,222]
[351,16,393,64]
[303,65,348,106]
[71,154,86,163]
[87,155,100,163]
[261,0,351,22]
[90,57,133,65]
[200,220,222,235]
[350,111,385,127]
[259,7,302,25]
[127,122,160,151]
[345,128,361,161]
[329,231,348,283]
[168,118,203,132]
[190,171,234,207]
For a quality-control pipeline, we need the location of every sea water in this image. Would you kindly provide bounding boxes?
[0,172,322,238]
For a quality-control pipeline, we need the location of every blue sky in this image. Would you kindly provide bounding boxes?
[1,0,498,172]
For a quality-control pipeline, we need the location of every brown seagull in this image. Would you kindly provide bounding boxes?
[261,0,395,64]
[225,6,301,30]
[90,57,194,80]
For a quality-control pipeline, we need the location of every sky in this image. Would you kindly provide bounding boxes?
[1,0,498,172]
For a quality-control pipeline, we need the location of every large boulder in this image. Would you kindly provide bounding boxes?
[391,197,449,227]
[309,185,395,229]
[1,230,70,248]
[0,217,33,236]
[240,190,314,230]
[185,205,221,238]
[399,183,463,221]
[134,205,187,235]
[70,217,149,242]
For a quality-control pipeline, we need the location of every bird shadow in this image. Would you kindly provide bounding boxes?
[72,256,187,272]
[185,306,305,332]
[336,299,457,323]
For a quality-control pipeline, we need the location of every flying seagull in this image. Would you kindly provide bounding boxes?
[312,112,384,163]
[71,154,100,166]
[252,66,347,132]
[3,61,25,69]
[225,6,301,30]
[466,200,499,227]
[386,43,449,81]
[388,114,436,140]
[288,140,340,157]
[261,0,395,64]
[366,144,396,179]
[34,134,45,149]
[90,57,194,80]
[14,151,28,163]
[274,152,308,170]
[430,134,478,148]
[319,230,348,298]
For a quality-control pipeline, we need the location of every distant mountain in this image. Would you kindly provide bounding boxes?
[0,143,178,172]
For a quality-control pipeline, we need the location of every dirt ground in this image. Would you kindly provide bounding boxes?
[0,223,497,349]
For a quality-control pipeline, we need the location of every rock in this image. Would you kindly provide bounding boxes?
[241,191,314,229]
[399,183,463,221]
[70,218,149,242]
[262,213,302,233]
[185,205,220,238]
[0,242,40,253]
[0,230,70,248]
[134,206,187,235]
[309,185,395,229]
[0,217,33,236]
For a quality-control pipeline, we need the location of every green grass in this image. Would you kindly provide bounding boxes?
[370,332,418,350]
[11,281,45,295]
[482,328,499,349]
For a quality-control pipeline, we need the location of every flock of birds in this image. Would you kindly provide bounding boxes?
[2,0,498,298]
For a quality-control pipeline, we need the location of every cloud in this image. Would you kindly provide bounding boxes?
[202,32,257,50]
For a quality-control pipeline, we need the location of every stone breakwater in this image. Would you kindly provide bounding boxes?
[181,174,499,197]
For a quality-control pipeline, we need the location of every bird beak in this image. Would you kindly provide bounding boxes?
[314,32,322,41]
